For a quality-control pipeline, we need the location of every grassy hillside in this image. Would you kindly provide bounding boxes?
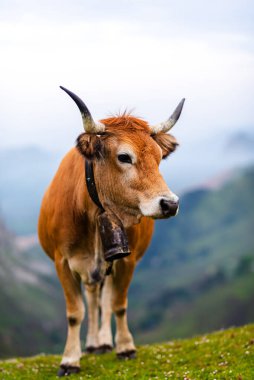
[140,166,254,279]
[0,324,253,379]
[130,252,254,343]
[130,166,254,342]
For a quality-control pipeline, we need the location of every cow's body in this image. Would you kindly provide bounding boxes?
[38,88,184,377]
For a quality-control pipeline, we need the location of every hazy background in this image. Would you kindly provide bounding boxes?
[0,0,254,357]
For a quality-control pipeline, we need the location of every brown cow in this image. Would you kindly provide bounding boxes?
[38,87,184,376]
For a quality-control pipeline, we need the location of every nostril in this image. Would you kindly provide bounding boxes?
[160,199,168,212]
[160,198,179,216]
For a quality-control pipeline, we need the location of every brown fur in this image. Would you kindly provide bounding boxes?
[38,113,178,370]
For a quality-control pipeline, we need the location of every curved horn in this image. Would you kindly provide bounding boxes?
[60,86,105,133]
[150,98,185,134]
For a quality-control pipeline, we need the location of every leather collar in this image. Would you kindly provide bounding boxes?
[85,160,104,211]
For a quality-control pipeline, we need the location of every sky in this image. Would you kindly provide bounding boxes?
[0,0,254,154]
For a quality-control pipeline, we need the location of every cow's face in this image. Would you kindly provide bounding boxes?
[60,86,184,228]
[77,116,179,227]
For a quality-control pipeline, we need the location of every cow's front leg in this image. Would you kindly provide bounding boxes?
[112,258,136,359]
[55,252,85,376]
[84,283,100,352]
[98,275,114,352]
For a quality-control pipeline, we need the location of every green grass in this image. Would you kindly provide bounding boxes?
[0,324,253,379]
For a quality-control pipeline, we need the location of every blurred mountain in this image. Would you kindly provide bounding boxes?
[129,165,254,342]
[0,146,61,234]
[162,128,254,193]
[225,131,254,153]
[0,165,254,357]
[0,218,66,358]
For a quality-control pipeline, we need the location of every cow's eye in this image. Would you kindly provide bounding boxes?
[117,154,132,164]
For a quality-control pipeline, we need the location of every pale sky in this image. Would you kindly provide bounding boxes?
[0,0,254,152]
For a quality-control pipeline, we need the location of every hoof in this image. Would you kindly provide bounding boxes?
[57,365,80,377]
[85,346,98,354]
[95,344,113,354]
[117,350,136,360]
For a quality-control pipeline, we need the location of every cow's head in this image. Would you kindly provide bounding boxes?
[60,86,184,227]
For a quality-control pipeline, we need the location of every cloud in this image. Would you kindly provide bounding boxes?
[0,1,254,151]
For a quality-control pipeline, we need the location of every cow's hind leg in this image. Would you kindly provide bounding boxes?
[112,258,136,359]
[55,252,85,376]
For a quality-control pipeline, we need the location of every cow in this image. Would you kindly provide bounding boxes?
[38,87,185,377]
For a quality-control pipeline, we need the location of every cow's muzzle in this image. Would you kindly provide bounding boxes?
[160,198,179,217]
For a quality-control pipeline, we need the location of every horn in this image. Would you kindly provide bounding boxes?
[150,98,185,134]
[60,86,105,133]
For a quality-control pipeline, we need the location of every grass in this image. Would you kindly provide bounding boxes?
[0,324,253,379]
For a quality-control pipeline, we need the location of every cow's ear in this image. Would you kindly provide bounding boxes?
[76,133,105,160]
[152,133,178,159]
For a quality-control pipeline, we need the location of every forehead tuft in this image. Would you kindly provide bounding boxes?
[100,113,150,134]
[100,113,162,163]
